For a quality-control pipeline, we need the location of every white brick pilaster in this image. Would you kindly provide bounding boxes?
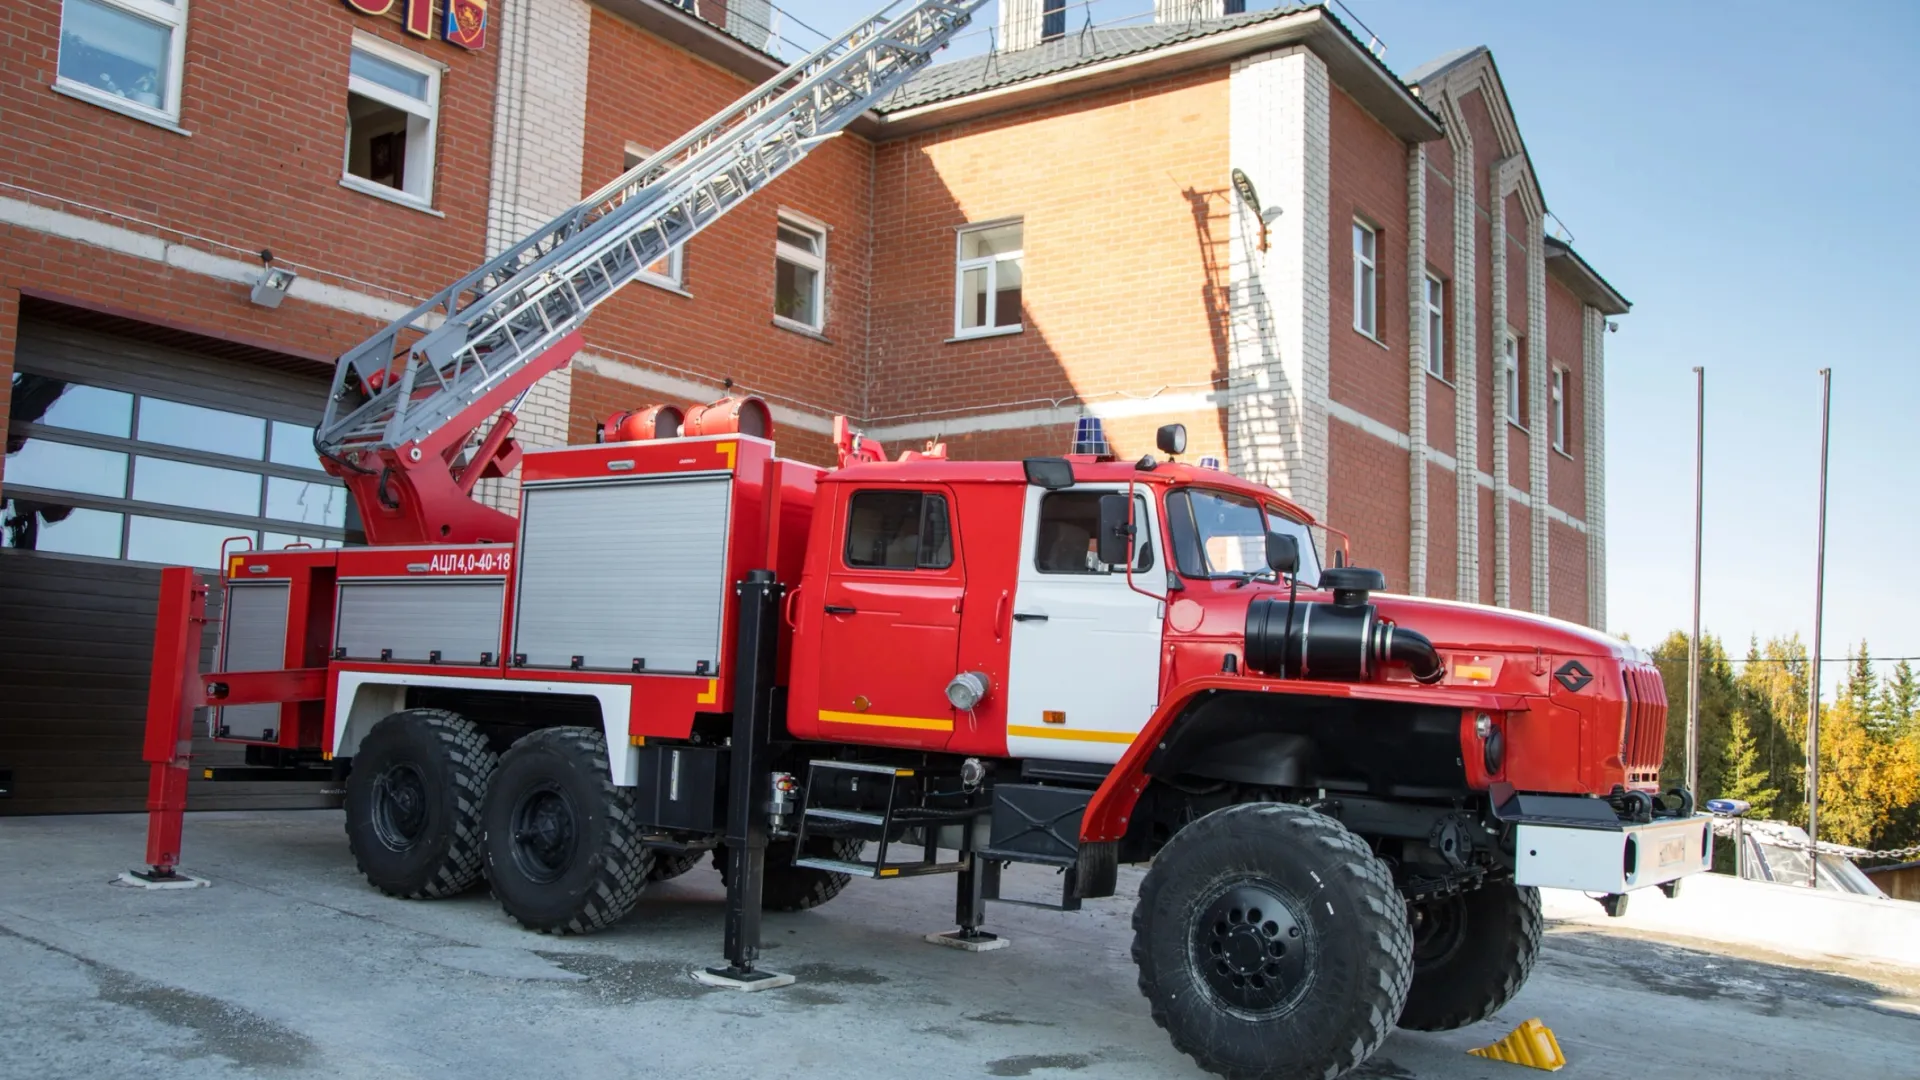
[1227,46,1331,522]
[475,0,593,512]
[1405,142,1428,596]
[1584,306,1608,629]
[1448,112,1479,603]
[1526,215,1550,615]
[1488,160,1512,609]
[999,0,1043,51]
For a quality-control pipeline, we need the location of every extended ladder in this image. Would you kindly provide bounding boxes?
[315,0,981,464]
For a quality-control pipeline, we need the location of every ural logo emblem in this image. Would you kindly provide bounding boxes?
[1555,660,1593,693]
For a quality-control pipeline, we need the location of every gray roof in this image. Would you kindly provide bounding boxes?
[878,6,1308,113]
[1402,45,1483,86]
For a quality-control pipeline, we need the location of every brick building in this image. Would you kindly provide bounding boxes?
[0,0,1625,811]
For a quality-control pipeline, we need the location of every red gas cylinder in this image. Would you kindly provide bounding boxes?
[600,404,683,443]
[683,396,773,439]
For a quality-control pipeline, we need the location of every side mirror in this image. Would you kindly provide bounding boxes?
[1156,424,1187,456]
[1265,532,1299,575]
[1097,493,1135,567]
[1023,457,1075,490]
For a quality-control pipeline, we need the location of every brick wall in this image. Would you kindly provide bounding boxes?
[0,0,499,454]
[869,69,1231,466]
[1545,274,1586,521]
[573,7,872,439]
[0,287,14,493]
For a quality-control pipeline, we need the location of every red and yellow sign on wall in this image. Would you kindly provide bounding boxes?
[342,0,488,51]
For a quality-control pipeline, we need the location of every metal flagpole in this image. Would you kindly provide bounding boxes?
[1687,367,1704,800]
[1806,368,1831,888]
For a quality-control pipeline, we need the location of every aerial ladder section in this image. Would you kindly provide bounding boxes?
[312,0,982,545]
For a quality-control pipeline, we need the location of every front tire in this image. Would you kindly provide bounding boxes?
[1397,882,1542,1031]
[482,727,653,934]
[1131,803,1412,1080]
[343,709,496,898]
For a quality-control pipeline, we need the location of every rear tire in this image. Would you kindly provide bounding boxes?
[716,834,864,912]
[1131,803,1412,1080]
[1397,882,1542,1031]
[343,709,496,899]
[482,727,653,934]
[648,850,707,881]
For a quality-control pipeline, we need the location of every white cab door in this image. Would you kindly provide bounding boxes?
[1004,484,1163,764]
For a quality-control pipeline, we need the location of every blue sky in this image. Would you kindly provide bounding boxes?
[772,0,1920,693]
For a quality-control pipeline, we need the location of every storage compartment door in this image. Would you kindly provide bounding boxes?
[217,582,288,740]
[514,476,732,673]
[335,580,505,664]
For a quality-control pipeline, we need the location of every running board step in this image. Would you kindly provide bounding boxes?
[795,856,966,880]
[803,807,886,826]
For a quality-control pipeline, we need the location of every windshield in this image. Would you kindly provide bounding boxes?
[1164,488,1322,586]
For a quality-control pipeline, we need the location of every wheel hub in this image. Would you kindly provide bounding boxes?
[509,783,577,885]
[371,764,429,852]
[1410,893,1468,966]
[1192,882,1310,1016]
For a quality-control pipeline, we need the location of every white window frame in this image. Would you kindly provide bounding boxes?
[340,33,442,211]
[952,219,1025,339]
[53,0,191,129]
[1502,332,1524,428]
[1551,366,1568,453]
[1352,220,1379,339]
[774,210,827,332]
[624,144,686,291]
[1423,273,1446,379]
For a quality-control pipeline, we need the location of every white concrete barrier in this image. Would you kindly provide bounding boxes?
[1542,872,1920,969]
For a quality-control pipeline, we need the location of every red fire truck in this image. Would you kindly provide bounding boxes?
[131,4,1709,1078]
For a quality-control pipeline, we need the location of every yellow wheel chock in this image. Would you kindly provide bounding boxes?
[1466,1017,1566,1071]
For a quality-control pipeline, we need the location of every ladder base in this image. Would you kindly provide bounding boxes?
[693,966,795,992]
[924,929,1008,953]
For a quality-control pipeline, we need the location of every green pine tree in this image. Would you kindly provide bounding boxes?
[1718,707,1778,820]
[1881,659,1917,737]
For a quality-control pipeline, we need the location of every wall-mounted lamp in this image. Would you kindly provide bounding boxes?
[1231,168,1282,251]
[249,249,297,308]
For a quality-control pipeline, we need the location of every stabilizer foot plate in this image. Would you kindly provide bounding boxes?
[925,930,1009,953]
[114,870,211,891]
[693,966,795,991]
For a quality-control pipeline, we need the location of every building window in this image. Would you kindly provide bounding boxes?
[1423,273,1446,379]
[342,35,440,208]
[1353,220,1378,338]
[624,146,684,289]
[55,0,190,124]
[954,220,1023,338]
[3,373,348,569]
[1551,366,1568,452]
[774,212,826,331]
[844,490,951,570]
[1502,333,1523,427]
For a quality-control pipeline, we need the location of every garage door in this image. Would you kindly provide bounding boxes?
[1,318,347,815]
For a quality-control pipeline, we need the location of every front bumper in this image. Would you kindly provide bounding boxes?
[1513,813,1714,894]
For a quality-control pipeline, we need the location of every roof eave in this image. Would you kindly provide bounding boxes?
[1544,237,1631,315]
[593,0,887,137]
[876,7,1442,141]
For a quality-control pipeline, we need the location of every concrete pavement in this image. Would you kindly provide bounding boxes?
[2,810,1917,1079]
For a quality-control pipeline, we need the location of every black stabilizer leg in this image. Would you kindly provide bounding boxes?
[696,570,793,991]
[927,828,1008,952]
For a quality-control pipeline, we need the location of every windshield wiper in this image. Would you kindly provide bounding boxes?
[1228,569,1277,589]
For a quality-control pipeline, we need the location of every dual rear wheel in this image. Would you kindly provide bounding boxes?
[344,711,851,931]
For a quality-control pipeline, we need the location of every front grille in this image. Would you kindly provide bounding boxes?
[1620,664,1669,784]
